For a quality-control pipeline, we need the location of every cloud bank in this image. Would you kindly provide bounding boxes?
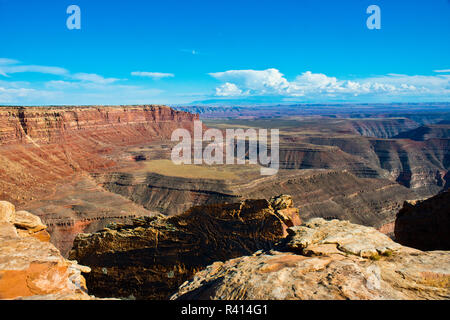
[209,68,450,101]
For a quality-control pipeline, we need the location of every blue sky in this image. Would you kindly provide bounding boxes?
[0,0,449,105]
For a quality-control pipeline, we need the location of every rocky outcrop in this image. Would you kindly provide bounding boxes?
[69,195,300,299]
[172,218,450,300]
[0,201,93,300]
[395,191,450,251]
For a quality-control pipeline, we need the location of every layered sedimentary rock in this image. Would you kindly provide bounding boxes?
[394,123,450,141]
[0,105,198,253]
[300,135,449,196]
[96,169,416,229]
[278,142,384,178]
[22,175,157,257]
[347,118,419,138]
[0,105,198,205]
[395,190,450,250]
[69,195,300,299]
[172,218,450,300]
[243,170,416,229]
[0,201,93,300]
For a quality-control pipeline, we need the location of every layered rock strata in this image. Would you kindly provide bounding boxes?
[0,105,198,205]
[69,195,300,299]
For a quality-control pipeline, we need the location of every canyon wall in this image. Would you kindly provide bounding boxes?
[298,135,449,196]
[95,169,417,228]
[0,106,198,254]
[0,105,198,205]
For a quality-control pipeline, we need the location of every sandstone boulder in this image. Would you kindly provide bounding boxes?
[171,218,450,300]
[13,210,47,233]
[0,201,15,223]
[0,200,94,300]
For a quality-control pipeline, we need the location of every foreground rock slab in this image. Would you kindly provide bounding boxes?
[69,195,300,299]
[0,201,93,300]
[172,218,450,300]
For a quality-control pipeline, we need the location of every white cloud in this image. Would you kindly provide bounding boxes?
[0,58,69,77]
[215,82,245,96]
[434,69,450,73]
[71,73,120,84]
[0,58,173,105]
[0,58,124,87]
[131,71,174,79]
[209,68,289,95]
[209,68,450,100]
[0,86,58,104]
[0,58,19,65]
[45,80,80,89]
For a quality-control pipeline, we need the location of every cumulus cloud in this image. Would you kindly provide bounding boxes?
[209,68,289,95]
[215,82,245,96]
[131,71,174,79]
[209,68,450,100]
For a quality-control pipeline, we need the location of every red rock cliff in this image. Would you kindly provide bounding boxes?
[0,105,198,204]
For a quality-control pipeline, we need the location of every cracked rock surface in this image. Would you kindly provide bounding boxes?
[172,218,450,300]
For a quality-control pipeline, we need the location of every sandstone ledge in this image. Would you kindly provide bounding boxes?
[171,218,450,300]
[0,201,94,300]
